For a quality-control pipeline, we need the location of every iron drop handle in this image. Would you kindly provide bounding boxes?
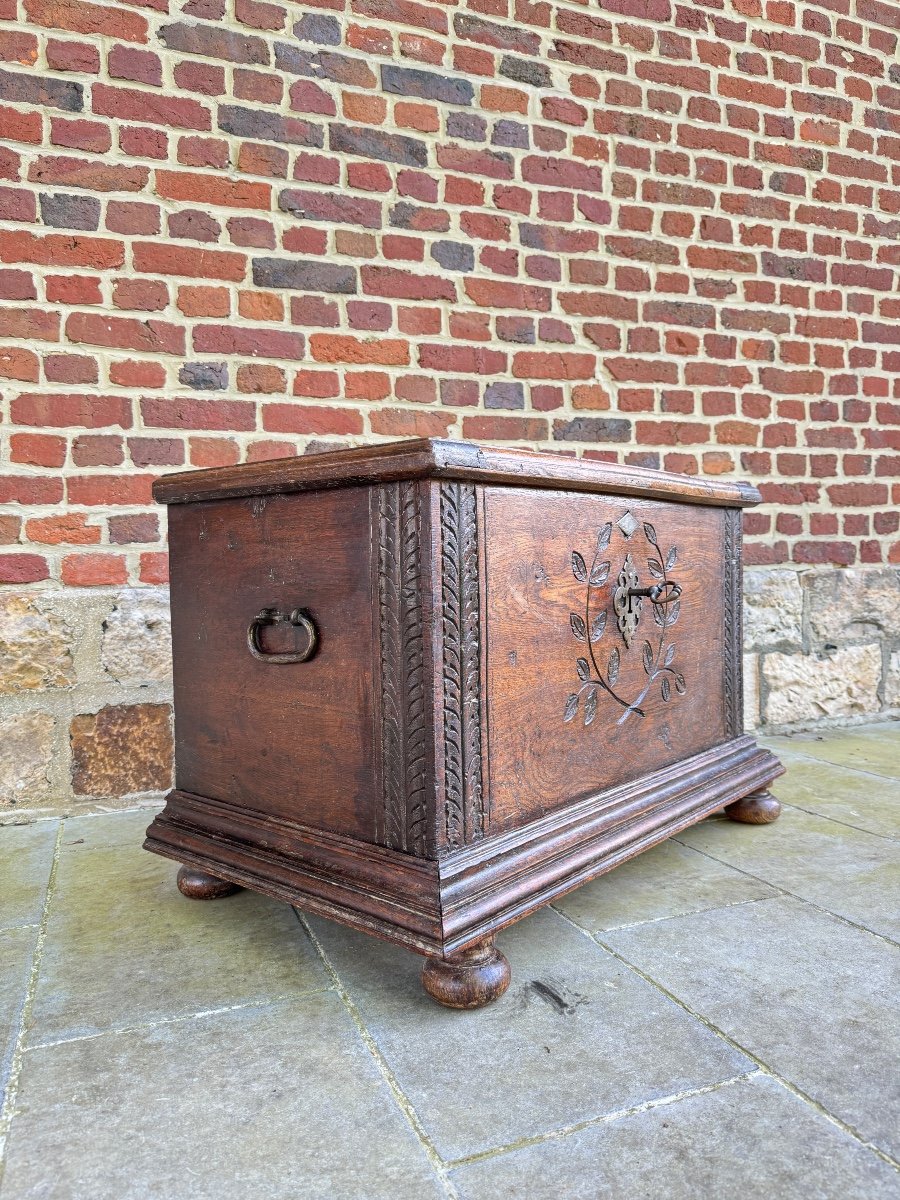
[247,607,318,664]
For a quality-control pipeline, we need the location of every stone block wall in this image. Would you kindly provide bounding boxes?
[1,0,900,815]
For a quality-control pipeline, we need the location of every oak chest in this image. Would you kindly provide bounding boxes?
[145,439,783,1008]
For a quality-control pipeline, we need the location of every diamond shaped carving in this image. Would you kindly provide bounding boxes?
[617,510,638,539]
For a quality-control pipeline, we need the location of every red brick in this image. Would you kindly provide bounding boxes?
[262,403,364,435]
[25,0,148,41]
[11,392,132,428]
[66,313,185,355]
[61,552,128,586]
[93,84,211,130]
[0,553,49,583]
[0,230,124,269]
[155,170,270,210]
[27,514,101,544]
[132,242,247,282]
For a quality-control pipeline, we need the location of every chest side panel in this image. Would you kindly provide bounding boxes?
[168,486,377,839]
[483,486,729,831]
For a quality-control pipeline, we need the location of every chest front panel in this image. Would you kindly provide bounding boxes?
[481,487,732,831]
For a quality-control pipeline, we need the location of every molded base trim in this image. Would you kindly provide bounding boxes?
[144,735,783,957]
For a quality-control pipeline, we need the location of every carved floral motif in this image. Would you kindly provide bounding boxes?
[564,516,686,728]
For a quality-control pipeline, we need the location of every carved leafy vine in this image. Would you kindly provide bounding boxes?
[564,519,686,728]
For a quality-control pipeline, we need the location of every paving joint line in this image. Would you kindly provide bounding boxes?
[774,798,898,843]
[23,989,334,1053]
[594,932,900,1173]
[443,1071,759,1170]
[670,838,900,950]
[553,891,784,935]
[553,908,899,1173]
[764,745,900,787]
[295,912,460,1200]
[0,820,63,1190]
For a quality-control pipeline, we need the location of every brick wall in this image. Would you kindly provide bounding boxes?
[1,0,899,815]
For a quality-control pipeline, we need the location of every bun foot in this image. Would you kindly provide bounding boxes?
[176,865,240,900]
[725,790,782,825]
[422,936,511,1010]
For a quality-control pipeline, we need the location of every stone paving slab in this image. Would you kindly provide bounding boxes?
[305,906,752,1162]
[450,1073,900,1200]
[0,994,446,1200]
[604,895,900,1160]
[0,822,57,932]
[28,811,329,1045]
[0,927,35,1104]
[767,724,900,780]
[766,749,900,839]
[678,805,900,941]
[553,838,778,933]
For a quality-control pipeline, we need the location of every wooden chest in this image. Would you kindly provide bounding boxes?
[145,439,783,1008]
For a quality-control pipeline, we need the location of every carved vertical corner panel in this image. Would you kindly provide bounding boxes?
[375,481,429,856]
[723,506,743,738]
[439,481,486,849]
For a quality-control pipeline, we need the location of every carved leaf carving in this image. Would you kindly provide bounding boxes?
[644,522,658,546]
[440,482,484,848]
[590,561,610,586]
[674,672,687,694]
[377,482,427,855]
[661,676,671,702]
[584,687,598,725]
[607,647,620,685]
[665,643,676,666]
[570,613,586,641]
[564,693,579,722]
[590,612,606,642]
[647,558,663,579]
[666,546,678,570]
[572,551,587,582]
[576,656,590,682]
[642,640,653,675]
[596,522,612,552]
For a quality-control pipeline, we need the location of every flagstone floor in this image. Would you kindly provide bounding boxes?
[1,722,898,1198]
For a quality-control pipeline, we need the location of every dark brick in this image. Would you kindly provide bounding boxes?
[431,241,474,272]
[499,56,551,88]
[293,13,341,44]
[252,257,358,294]
[218,105,324,147]
[329,123,427,167]
[108,514,159,545]
[493,119,529,148]
[497,316,535,344]
[179,362,228,390]
[159,23,269,65]
[275,44,375,88]
[0,67,83,112]
[485,381,525,409]
[447,112,486,142]
[381,64,474,106]
[761,251,827,282]
[318,51,376,87]
[273,43,318,75]
[168,209,221,242]
[389,202,450,232]
[279,188,382,229]
[454,13,541,54]
[553,417,632,442]
[39,192,100,231]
